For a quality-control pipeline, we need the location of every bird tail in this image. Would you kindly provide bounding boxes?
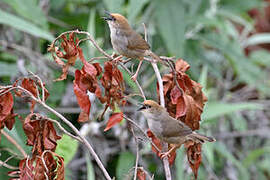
[189,132,216,144]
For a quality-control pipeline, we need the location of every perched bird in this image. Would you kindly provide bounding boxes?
[138,100,215,157]
[103,12,161,81]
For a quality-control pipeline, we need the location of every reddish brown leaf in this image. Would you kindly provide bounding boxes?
[0,91,16,130]
[137,168,146,180]
[60,32,79,65]
[18,158,34,180]
[147,129,176,165]
[104,112,123,131]
[49,33,79,81]
[170,86,182,104]
[185,141,202,179]
[23,113,61,155]
[55,155,65,180]
[175,58,190,72]
[73,72,91,122]
[54,63,70,82]
[21,78,38,112]
[147,129,162,157]
[175,96,186,119]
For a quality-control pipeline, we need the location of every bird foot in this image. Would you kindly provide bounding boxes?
[131,74,137,82]
[160,151,171,159]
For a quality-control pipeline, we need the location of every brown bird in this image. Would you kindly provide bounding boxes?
[103,12,161,81]
[138,100,215,157]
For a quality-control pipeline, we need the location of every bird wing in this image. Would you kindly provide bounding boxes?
[127,30,150,51]
[161,116,192,138]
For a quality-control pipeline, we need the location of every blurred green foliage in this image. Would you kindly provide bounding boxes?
[1,0,270,179]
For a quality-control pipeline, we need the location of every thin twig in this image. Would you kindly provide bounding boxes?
[143,23,171,180]
[88,56,107,62]
[166,60,184,95]
[0,160,18,170]
[28,71,45,102]
[131,127,139,180]
[123,115,161,153]
[118,62,146,101]
[46,118,82,142]
[1,130,27,158]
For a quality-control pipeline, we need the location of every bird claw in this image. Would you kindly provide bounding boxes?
[160,152,171,159]
[131,75,137,82]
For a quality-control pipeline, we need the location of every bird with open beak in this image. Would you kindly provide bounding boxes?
[103,12,161,81]
[138,100,216,158]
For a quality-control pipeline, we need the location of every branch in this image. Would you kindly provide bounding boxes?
[123,115,161,153]
[118,62,146,101]
[131,127,139,180]
[0,159,18,170]
[143,24,171,180]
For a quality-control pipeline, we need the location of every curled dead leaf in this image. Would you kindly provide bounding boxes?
[0,91,16,130]
[104,112,123,131]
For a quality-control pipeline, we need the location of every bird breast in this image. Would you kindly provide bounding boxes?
[147,118,163,140]
[109,26,129,55]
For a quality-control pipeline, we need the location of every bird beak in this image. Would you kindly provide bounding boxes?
[137,103,146,111]
[102,11,114,21]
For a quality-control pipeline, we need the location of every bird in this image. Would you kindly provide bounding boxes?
[138,100,215,158]
[103,12,161,81]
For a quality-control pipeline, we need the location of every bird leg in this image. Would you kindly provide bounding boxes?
[131,59,143,81]
[160,144,181,159]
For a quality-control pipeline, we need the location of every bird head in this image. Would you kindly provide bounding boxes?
[138,100,165,119]
[103,12,131,30]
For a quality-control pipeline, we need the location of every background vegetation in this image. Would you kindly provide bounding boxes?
[1,0,270,179]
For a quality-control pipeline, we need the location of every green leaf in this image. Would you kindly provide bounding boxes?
[103,0,124,13]
[244,33,270,47]
[55,134,79,165]
[0,63,18,76]
[175,148,185,179]
[249,50,270,67]
[127,0,149,24]
[87,9,96,58]
[85,152,95,180]
[202,102,262,121]
[116,152,135,179]
[203,143,215,167]
[0,9,54,41]
[1,120,31,157]
[154,0,186,57]
[2,0,48,29]
[198,65,208,88]
[215,142,249,180]
[243,147,270,168]
[199,32,269,95]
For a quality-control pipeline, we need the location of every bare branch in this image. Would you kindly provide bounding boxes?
[123,115,161,153]
[118,62,146,101]
[28,70,45,102]
[131,127,139,180]
[143,23,171,180]
[0,159,18,170]
[46,118,82,142]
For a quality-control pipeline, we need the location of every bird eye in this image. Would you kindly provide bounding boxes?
[146,105,151,109]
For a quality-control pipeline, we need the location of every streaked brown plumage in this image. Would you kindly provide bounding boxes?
[139,100,215,157]
[104,12,161,81]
